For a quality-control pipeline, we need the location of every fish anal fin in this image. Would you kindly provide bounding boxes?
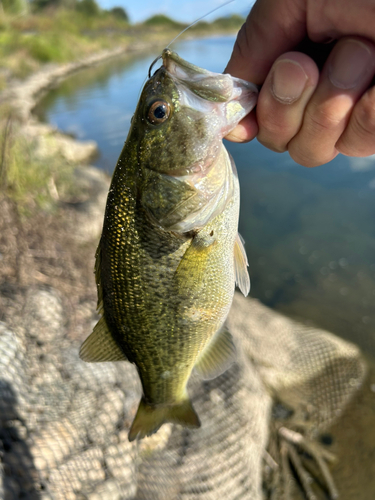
[195,326,236,380]
[128,397,200,442]
[79,316,127,363]
[234,233,250,297]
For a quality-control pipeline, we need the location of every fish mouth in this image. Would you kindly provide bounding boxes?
[162,49,212,78]
[161,48,258,134]
[162,48,258,103]
[162,48,237,103]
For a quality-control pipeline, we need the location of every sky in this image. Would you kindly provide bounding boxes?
[97,0,255,24]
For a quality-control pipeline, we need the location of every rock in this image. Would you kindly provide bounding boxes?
[138,424,173,455]
[23,121,97,164]
[69,166,109,243]
[2,441,40,493]
[29,390,97,476]
[62,346,121,390]
[86,479,123,500]
[0,469,4,500]
[23,288,65,344]
[104,430,137,490]
[30,419,84,475]
[87,388,126,446]
[0,323,27,420]
[48,447,104,498]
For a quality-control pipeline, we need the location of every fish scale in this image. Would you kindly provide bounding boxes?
[80,49,258,440]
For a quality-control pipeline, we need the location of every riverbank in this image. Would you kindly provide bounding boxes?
[1,31,375,500]
[0,8,245,88]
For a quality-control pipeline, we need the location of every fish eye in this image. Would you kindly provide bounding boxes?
[146,100,171,125]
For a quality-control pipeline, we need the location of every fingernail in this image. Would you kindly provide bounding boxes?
[271,60,308,104]
[329,40,372,89]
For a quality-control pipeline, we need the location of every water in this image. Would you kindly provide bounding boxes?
[34,36,375,358]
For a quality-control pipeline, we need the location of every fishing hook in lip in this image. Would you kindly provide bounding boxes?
[148,55,163,79]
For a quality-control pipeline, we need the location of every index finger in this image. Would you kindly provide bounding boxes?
[225,0,307,84]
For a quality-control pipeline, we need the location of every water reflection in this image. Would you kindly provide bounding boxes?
[230,140,375,356]
[34,37,375,359]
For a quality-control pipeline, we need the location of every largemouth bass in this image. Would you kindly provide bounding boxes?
[80,49,258,441]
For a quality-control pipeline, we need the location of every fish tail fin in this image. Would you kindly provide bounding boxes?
[128,397,200,441]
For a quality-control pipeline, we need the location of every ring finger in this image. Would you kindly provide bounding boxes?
[288,37,375,167]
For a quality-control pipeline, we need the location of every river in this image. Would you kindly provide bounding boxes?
[34,36,375,359]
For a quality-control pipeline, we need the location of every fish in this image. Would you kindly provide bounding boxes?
[79,48,258,441]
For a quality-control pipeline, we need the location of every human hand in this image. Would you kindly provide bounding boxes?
[225,0,375,167]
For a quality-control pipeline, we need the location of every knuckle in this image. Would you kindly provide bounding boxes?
[258,134,287,153]
[288,146,319,167]
[288,138,336,167]
[305,103,343,133]
[257,108,294,151]
[259,112,287,137]
[351,92,375,137]
[337,90,375,156]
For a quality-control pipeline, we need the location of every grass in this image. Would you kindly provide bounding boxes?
[0,8,244,208]
[0,9,244,82]
[0,115,77,212]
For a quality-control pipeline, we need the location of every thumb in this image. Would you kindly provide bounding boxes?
[225,0,308,84]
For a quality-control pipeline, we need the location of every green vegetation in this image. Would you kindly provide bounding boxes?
[0,0,29,15]
[0,7,244,82]
[0,5,133,81]
[0,6,244,209]
[109,6,128,22]
[0,116,76,211]
[143,14,184,29]
[212,14,245,29]
[75,0,100,17]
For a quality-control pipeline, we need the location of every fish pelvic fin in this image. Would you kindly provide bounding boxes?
[79,315,127,363]
[195,326,236,380]
[234,233,250,297]
[128,397,201,442]
[94,239,104,314]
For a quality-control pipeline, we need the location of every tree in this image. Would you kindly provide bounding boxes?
[76,0,100,16]
[143,14,182,28]
[31,0,60,10]
[110,6,129,22]
[31,0,76,11]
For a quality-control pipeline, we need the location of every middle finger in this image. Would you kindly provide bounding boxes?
[288,37,375,167]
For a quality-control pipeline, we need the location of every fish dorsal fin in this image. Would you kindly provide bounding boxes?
[79,316,127,363]
[234,233,250,297]
[195,326,236,380]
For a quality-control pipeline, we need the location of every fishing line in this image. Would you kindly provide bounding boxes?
[137,0,237,108]
[148,0,237,78]
[166,0,236,49]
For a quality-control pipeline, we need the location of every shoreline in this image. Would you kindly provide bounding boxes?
[1,41,160,164]
[2,32,238,166]
[0,33,374,500]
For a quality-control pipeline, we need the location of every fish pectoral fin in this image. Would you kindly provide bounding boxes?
[174,232,216,293]
[128,397,200,442]
[234,233,250,297]
[194,326,236,380]
[79,316,127,363]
